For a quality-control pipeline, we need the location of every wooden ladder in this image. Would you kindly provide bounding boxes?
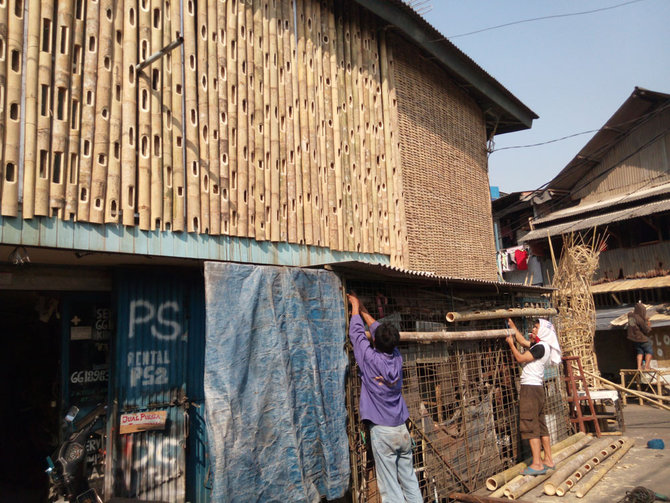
[562,356,601,437]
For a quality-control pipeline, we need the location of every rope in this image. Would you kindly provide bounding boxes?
[618,486,660,503]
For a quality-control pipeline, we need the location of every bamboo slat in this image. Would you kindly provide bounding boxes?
[226,0,238,235]
[90,0,115,224]
[77,0,100,221]
[326,0,342,250]
[321,0,337,249]
[0,0,7,210]
[104,0,123,223]
[65,2,85,220]
[244,0,255,238]
[196,0,210,233]
[206,0,220,234]
[21,0,41,219]
[296,0,312,244]
[170,0,185,231]
[236,0,248,237]
[313,0,327,247]
[121,0,138,226]
[136,0,151,229]
[159,0,173,229]
[216,0,228,234]
[268,0,280,241]
[1,0,25,216]
[121,0,137,226]
[280,0,294,242]
[183,0,200,232]
[252,0,265,239]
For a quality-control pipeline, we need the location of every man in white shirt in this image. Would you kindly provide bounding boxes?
[506,318,562,476]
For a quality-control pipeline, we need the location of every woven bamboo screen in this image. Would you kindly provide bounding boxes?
[389,33,498,281]
[0,0,412,264]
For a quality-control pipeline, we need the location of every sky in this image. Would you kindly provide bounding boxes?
[420,0,670,194]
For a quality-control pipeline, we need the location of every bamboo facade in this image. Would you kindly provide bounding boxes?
[3,0,415,264]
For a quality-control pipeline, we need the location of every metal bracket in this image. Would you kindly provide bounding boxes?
[136,35,184,73]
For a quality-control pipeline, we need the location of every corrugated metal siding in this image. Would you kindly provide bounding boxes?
[596,241,670,281]
[574,109,670,202]
[111,269,204,502]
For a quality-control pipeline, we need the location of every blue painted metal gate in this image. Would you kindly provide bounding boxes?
[107,268,205,502]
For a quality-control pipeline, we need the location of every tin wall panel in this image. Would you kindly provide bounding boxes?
[111,269,204,502]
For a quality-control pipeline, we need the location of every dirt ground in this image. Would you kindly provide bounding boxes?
[479,403,670,502]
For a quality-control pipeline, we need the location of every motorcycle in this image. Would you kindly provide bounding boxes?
[46,403,107,503]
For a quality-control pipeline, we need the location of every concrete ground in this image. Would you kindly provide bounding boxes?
[481,404,670,502]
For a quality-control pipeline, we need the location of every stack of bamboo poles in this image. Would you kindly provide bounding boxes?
[482,432,634,500]
[551,232,606,387]
[0,0,408,264]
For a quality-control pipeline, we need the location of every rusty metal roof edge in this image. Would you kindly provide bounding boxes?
[354,0,538,133]
[317,260,554,292]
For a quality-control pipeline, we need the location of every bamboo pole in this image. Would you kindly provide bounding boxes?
[347,4,362,252]
[215,0,228,234]
[575,438,634,498]
[251,0,264,239]
[362,12,378,253]
[399,329,514,343]
[121,0,137,226]
[305,0,320,245]
[76,0,101,221]
[0,0,7,211]
[543,438,611,496]
[446,307,558,323]
[450,493,531,503]
[314,0,328,247]
[555,438,626,496]
[286,0,302,244]
[1,0,25,216]
[282,0,297,243]
[146,0,163,229]
[276,0,288,242]
[261,0,271,240]
[195,0,210,233]
[90,0,115,224]
[268,0,280,241]
[21,0,41,218]
[183,0,201,232]
[296,0,312,244]
[337,3,353,251]
[226,0,238,235]
[486,432,587,491]
[504,435,594,500]
[371,27,388,254]
[326,0,341,250]
[135,0,152,228]
[490,475,523,499]
[159,0,173,229]
[235,0,248,236]
[170,0,184,231]
[206,0,220,235]
[359,8,373,253]
[583,369,670,411]
[244,0,255,238]
[104,0,123,223]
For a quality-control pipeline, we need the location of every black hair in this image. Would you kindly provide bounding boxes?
[374,322,399,354]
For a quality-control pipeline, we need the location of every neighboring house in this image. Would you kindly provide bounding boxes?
[0,1,542,501]
[517,87,670,377]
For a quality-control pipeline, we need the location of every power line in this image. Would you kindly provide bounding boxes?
[447,0,648,39]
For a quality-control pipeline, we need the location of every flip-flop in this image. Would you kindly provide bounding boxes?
[544,464,555,470]
[522,466,547,476]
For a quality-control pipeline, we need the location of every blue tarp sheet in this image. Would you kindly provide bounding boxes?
[203,263,350,502]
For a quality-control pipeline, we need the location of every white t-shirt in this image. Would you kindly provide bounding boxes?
[520,341,550,386]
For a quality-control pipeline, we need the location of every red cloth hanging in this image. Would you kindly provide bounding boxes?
[515,249,528,270]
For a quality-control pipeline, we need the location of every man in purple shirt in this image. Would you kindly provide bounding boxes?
[347,293,423,503]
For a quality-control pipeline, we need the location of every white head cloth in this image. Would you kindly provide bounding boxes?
[537,319,562,365]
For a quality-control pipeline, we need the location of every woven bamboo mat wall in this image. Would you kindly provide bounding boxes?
[389,33,497,280]
[0,0,410,264]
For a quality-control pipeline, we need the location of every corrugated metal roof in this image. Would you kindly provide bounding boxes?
[354,0,538,135]
[533,182,670,225]
[520,198,670,242]
[322,260,553,292]
[596,303,670,330]
[590,275,670,293]
[547,88,670,192]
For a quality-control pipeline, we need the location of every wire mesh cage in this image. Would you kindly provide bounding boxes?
[344,279,571,502]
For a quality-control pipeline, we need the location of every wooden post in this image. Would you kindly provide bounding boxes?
[183,0,201,232]
[90,0,115,224]
[1,0,26,216]
[121,0,137,226]
[104,0,123,223]
[204,0,220,235]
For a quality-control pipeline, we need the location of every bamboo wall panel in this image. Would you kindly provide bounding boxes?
[2,0,422,268]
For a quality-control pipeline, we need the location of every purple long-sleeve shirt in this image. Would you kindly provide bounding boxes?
[349,314,409,426]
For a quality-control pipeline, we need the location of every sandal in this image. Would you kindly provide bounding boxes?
[544,464,555,470]
[522,466,547,476]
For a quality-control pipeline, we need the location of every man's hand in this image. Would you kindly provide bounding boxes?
[506,334,515,347]
[507,318,517,331]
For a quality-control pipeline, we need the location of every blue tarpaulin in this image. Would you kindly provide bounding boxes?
[203,263,350,502]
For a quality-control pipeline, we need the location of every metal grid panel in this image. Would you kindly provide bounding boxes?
[345,280,570,502]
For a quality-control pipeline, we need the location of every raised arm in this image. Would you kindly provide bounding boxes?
[507,318,531,348]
